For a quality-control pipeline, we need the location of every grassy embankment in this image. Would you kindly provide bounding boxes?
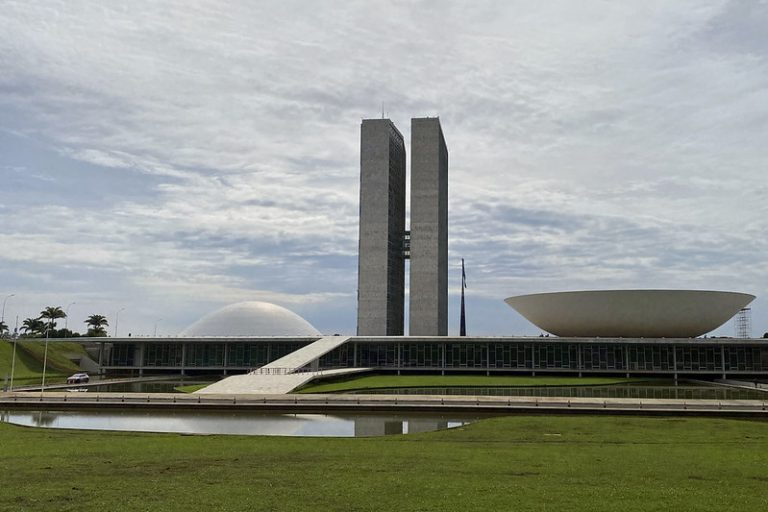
[296,374,651,393]
[178,375,651,394]
[0,340,84,386]
[175,384,209,393]
[1,415,767,511]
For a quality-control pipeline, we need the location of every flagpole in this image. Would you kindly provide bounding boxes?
[460,258,467,336]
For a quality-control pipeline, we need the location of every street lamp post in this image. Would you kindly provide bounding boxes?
[1,293,15,324]
[9,320,18,390]
[40,320,52,398]
[114,308,125,337]
[64,302,76,337]
[153,318,162,337]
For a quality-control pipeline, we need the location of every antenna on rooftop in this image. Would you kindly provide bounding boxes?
[735,308,752,338]
[381,102,385,119]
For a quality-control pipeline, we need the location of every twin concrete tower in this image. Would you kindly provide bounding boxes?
[357,117,448,336]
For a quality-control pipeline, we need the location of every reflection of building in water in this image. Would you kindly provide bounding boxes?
[407,419,448,434]
[354,416,403,437]
[33,411,57,427]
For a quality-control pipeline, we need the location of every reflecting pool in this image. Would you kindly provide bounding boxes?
[87,380,209,393]
[0,409,476,437]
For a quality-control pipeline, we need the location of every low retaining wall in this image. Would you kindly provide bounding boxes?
[2,392,767,417]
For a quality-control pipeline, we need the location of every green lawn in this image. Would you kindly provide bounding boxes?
[0,340,83,386]
[174,384,209,393]
[298,374,651,393]
[15,340,85,374]
[0,415,767,511]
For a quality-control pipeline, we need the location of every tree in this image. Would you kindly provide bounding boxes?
[764,332,768,339]
[21,317,46,336]
[39,306,66,333]
[85,314,109,337]
[0,320,8,336]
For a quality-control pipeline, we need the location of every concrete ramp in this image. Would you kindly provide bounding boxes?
[196,367,369,395]
[196,336,369,394]
[257,336,351,373]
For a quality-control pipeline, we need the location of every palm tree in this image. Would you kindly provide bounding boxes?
[85,314,109,337]
[21,317,45,336]
[39,306,66,333]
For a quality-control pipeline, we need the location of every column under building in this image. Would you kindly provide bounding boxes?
[357,118,407,335]
[409,117,448,336]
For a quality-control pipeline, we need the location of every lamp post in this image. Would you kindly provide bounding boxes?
[1,293,15,324]
[40,319,52,398]
[64,302,76,336]
[114,308,125,337]
[9,316,18,390]
[153,318,162,337]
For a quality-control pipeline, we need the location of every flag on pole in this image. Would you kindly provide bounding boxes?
[460,258,467,336]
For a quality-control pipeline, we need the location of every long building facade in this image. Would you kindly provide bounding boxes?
[97,336,768,379]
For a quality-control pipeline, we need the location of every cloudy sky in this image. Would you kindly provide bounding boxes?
[1,0,766,337]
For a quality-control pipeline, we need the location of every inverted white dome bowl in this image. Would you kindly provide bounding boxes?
[504,290,755,338]
[179,301,320,337]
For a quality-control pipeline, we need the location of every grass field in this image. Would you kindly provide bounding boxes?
[0,415,767,511]
[174,384,208,393]
[0,340,83,386]
[297,374,650,393]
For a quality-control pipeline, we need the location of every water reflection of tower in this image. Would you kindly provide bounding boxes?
[408,419,449,434]
[33,411,57,427]
[353,416,403,437]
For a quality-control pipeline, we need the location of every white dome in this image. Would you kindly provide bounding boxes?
[179,301,320,337]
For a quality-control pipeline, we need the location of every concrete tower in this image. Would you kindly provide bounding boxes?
[409,117,448,336]
[357,119,406,335]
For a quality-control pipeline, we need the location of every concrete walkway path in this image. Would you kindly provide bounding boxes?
[196,336,369,394]
[196,367,369,395]
[257,336,351,372]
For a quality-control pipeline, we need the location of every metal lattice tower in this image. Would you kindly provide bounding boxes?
[734,308,752,338]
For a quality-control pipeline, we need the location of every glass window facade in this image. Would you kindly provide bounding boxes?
[110,343,135,366]
[143,343,183,367]
[489,343,531,369]
[358,343,397,367]
[226,343,270,368]
[580,344,626,371]
[724,346,768,372]
[186,343,224,367]
[534,344,579,370]
[102,340,768,375]
[319,344,355,369]
[675,346,721,371]
[626,345,674,371]
[399,343,442,368]
[445,343,487,368]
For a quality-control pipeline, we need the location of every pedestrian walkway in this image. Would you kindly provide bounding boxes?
[258,335,352,372]
[196,336,369,394]
[195,367,369,394]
